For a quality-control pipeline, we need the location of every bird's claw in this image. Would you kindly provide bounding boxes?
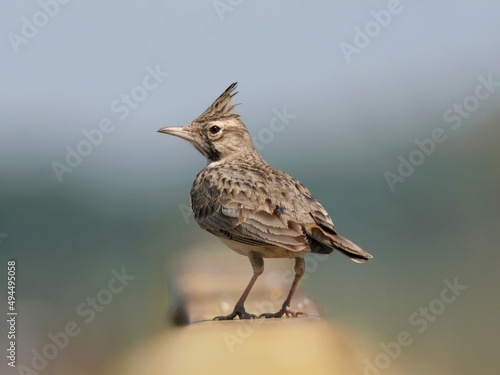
[258,305,306,319]
[213,305,257,320]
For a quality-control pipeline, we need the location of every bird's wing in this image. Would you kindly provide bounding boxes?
[269,173,372,262]
[191,166,371,261]
[191,171,311,252]
[193,198,310,252]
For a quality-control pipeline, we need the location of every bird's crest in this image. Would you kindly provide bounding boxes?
[194,82,240,122]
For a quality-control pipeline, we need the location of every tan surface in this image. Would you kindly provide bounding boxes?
[114,318,363,375]
[111,246,365,374]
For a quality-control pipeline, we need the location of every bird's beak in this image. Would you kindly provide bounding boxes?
[157,126,194,143]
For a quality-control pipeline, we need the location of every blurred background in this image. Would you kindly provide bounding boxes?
[1,1,499,374]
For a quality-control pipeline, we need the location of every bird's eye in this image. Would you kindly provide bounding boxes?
[209,125,221,134]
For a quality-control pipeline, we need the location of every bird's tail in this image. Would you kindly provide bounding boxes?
[330,233,373,263]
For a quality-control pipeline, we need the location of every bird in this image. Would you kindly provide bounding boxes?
[158,82,372,320]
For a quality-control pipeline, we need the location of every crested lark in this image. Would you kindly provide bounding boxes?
[158,83,372,320]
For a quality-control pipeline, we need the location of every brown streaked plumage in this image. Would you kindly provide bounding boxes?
[158,82,372,320]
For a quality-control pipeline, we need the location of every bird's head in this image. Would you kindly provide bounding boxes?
[158,82,256,162]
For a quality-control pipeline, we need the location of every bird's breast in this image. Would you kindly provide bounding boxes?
[190,169,222,220]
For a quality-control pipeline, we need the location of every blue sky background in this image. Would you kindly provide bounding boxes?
[1,1,500,374]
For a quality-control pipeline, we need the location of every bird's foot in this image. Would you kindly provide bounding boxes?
[213,305,257,320]
[259,305,306,319]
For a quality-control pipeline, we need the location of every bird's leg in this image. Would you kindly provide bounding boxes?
[214,253,263,320]
[259,257,306,319]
